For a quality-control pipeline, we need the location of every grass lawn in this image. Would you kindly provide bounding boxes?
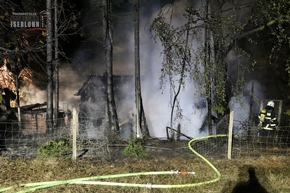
[0,154,289,193]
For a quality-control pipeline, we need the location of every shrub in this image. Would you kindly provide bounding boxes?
[37,139,71,158]
[123,137,148,157]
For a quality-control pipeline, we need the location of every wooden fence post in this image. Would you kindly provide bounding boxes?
[72,108,78,160]
[227,111,234,160]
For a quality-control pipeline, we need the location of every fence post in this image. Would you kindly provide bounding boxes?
[227,111,234,160]
[72,108,78,160]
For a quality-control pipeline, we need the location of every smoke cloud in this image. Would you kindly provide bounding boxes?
[19,64,83,111]
[17,0,265,139]
[20,84,46,106]
[66,0,208,138]
[58,65,84,109]
[139,0,208,138]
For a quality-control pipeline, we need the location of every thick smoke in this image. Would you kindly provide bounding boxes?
[20,84,46,106]
[20,64,82,111]
[58,65,84,109]
[17,0,265,139]
[227,48,265,133]
[67,0,208,138]
[229,80,265,134]
[140,0,208,138]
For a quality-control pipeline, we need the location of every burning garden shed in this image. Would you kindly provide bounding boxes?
[75,74,135,140]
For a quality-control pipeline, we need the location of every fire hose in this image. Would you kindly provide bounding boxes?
[0,134,227,193]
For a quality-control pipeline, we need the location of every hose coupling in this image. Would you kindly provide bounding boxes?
[171,170,179,174]
[178,171,196,175]
[146,183,152,189]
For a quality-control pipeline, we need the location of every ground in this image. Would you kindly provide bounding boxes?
[0,140,289,193]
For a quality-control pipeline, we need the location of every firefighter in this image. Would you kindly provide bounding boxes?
[257,101,278,140]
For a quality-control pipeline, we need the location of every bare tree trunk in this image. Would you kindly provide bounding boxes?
[169,15,190,140]
[104,0,119,135]
[46,0,54,132]
[54,0,59,125]
[204,0,213,135]
[133,0,149,139]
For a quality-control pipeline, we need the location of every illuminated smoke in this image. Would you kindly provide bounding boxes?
[20,84,46,106]
[58,65,84,109]
[140,0,208,138]
[68,0,208,139]
[17,0,263,139]
[19,64,82,110]
[229,80,265,134]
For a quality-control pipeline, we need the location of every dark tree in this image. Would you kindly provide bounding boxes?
[134,0,150,139]
[103,0,120,135]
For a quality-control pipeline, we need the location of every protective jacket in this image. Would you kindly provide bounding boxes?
[258,107,277,130]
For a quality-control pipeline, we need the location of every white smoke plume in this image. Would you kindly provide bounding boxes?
[58,65,83,109]
[42,0,263,139]
[20,84,46,106]
[140,0,208,138]
[19,64,82,110]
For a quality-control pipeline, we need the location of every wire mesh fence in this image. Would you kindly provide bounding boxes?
[0,119,71,158]
[0,114,289,159]
[231,125,290,157]
[76,116,110,159]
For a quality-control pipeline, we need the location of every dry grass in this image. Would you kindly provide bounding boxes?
[0,153,289,193]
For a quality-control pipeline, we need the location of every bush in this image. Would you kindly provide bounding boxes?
[123,137,148,157]
[37,139,71,158]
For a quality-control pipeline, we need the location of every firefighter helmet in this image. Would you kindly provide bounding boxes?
[267,101,275,108]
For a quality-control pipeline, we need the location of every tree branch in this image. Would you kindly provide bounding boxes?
[225,20,277,55]
[237,20,276,39]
